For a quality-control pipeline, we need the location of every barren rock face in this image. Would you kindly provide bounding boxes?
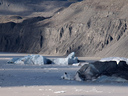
[39,0,128,57]
[0,0,128,57]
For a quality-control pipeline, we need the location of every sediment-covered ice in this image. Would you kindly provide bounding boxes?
[74,60,128,82]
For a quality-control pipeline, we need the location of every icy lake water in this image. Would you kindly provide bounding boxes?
[0,53,128,96]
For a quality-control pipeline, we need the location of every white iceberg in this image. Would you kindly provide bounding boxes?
[8,57,20,63]
[8,52,79,65]
[100,57,128,64]
[9,55,48,65]
[52,52,78,65]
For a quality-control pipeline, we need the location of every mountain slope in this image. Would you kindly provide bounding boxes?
[38,0,128,57]
[0,0,128,57]
[95,34,128,57]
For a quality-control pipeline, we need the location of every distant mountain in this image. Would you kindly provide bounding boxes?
[0,0,74,16]
[0,0,128,57]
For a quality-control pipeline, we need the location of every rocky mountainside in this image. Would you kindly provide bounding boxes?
[0,0,128,57]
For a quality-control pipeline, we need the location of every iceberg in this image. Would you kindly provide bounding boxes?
[100,57,128,64]
[8,52,79,65]
[75,61,128,82]
[52,52,78,65]
[8,55,48,65]
[8,57,20,64]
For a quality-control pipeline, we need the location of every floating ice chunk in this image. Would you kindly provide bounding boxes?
[67,52,75,59]
[52,52,79,65]
[52,58,68,65]
[7,58,19,64]
[74,73,82,81]
[9,55,48,65]
[67,52,78,64]
[72,63,80,66]
[100,57,128,64]
[8,52,79,65]
[61,72,71,80]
